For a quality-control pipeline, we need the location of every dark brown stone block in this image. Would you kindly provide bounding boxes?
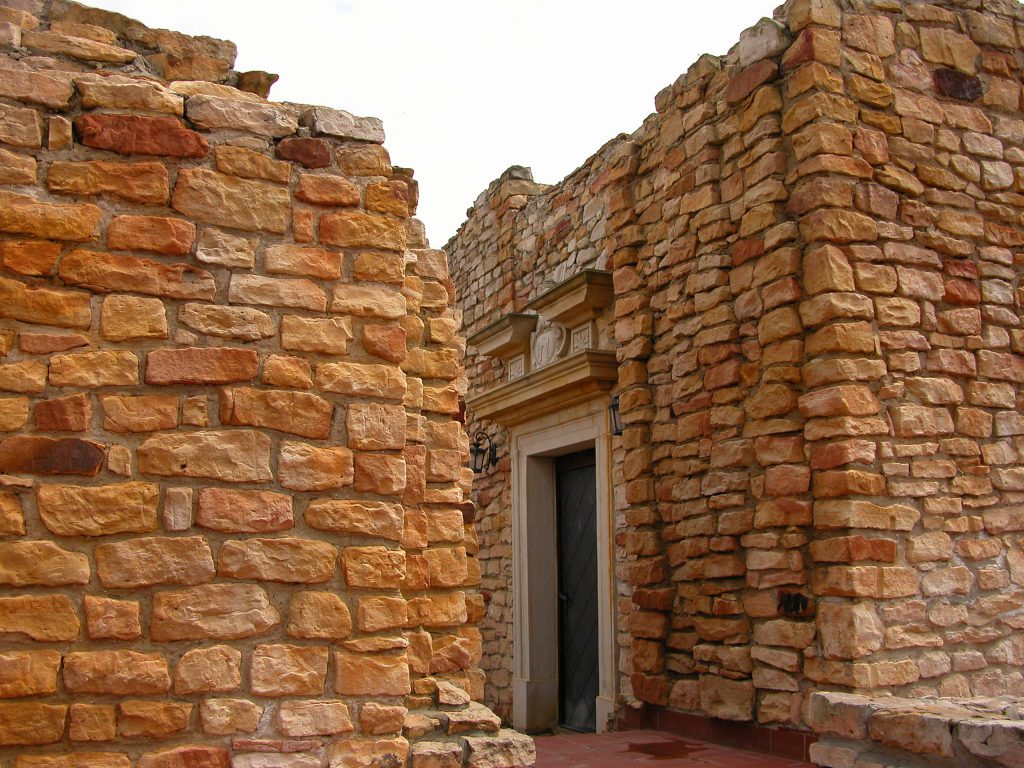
[276,137,332,169]
[0,435,104,475]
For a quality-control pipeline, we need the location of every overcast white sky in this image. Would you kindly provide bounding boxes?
[89,0,781,246]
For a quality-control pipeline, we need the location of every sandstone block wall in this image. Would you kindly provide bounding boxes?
[449,0,1024,737]
[0,2,532,766]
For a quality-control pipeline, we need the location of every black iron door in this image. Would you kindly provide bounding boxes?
[555,449,598,732]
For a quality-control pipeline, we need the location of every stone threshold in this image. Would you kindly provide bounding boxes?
[618,705,817,764]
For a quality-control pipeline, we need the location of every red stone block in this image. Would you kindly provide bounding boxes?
[19,333,88,355]
[145,347,259,386]
[943,278,980,305]
[34,393,91,433]
[74,114,209,158]
[726,59,778,105]
[276,137,332,168]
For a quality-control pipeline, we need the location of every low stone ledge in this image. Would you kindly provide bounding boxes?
[808,692,1024,768]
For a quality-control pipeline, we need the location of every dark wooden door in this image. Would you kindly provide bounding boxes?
[556,449,598,732]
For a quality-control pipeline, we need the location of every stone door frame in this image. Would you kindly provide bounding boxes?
[510,398,617,733]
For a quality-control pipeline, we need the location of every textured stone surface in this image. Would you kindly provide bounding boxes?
[172,169,289,233]
[37,482,158,536]
[95,536,215,588]
[219,387,333,439]
[151,584,280,641]
[0,190,100,241]
[217,538,337,583]
[63,651,170,695]
[137,430,272,482]
[196,488,293,532]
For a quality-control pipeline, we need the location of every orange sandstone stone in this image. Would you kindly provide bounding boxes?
[37,482,158,537]
[196,488,293,533]
[262,355,314,389]
[96,536,215,588]
[145,347,258,385]
[296,174,360,206]
[69,703,117,742]
[265,243,341,279]
[83,596,142,640]
[151,584,279,641]
[306,499,404,541]
[0,276,92,329]
[343,546,406,589]
[100,394,178,433]
[354,452,407,496]
[137,429,272,482]
[0,103,44,148]
[365,181,410,217]
[287,592,352,640]
[0,650,61,697]
[214,145,291,184]
[0,240,61,276]
[118,700,192,739]
[219,386,333,439]
[198,699,262,736]
[321,210,407,251]
[174,646,241,694]
[278,442,353,491]
[334,652,410,696]
[137,746,229,768]
[363,324,408,363]
[0,702,67,746]
[250,644,329,696]
[277,138,333,169]
[0,397,28,432]
[100,295,169,341]
[228,274,327,311]
[107,215,195,255]
[172,168,289,233]
[278,700,354,737]
[218,537,337,584]
[48,161,169,205]
[0,540,89,586]
[0,492,25,536]
[18,333,87,355]
[63,650,170,695]
[60,249,215,301]
[0,595,79,641]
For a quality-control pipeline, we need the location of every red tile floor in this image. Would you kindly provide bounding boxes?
[533,730,815,767]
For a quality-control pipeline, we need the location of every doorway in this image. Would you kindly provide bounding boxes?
[556,449,598,732]
[510,402,616,734]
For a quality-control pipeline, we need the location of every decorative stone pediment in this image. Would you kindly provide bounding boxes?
[468,269,615,386]
[527,269,614,328]
[468,313,538,359]
[467,268,616,423]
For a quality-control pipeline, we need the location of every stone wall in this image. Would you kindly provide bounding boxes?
[449,0,1024,741]
[0,1,532,766]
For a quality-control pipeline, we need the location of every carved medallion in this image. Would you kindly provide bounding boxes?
[532,322,566,370]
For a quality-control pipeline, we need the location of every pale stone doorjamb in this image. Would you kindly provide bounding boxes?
[510,398,617,733]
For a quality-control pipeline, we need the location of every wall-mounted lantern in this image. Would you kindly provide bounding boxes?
[470,432,498,473]
[609,395,623,436]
